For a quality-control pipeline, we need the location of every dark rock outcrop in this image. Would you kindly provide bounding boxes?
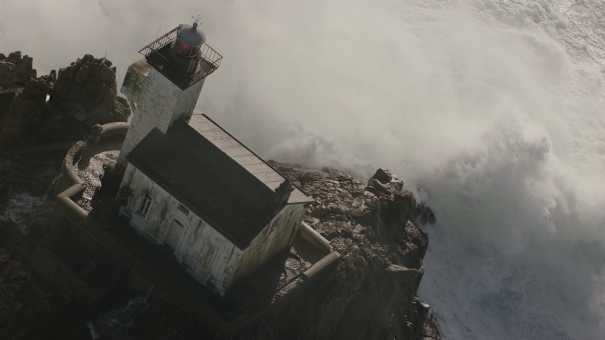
[0,52,49,144]
[0,51,37,88]
[243,163,440,340]
[52,54,126,125]
[0,52,130,146]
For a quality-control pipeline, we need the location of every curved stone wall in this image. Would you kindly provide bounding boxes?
[56,122,128,219]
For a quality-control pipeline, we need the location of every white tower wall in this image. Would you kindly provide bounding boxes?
[119,60,205,162]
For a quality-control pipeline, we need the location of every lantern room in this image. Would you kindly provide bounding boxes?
[172,23,206,57]
[138,22,222,90]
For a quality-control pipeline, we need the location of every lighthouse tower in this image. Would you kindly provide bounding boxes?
[118,22,222,162]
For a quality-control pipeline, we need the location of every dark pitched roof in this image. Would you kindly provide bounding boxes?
[126,115,311,249]
[187,115,311,204]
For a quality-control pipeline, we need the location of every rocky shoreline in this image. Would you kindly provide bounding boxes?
[260,162,440,340]
[0,52,440,340]
[0,51,129,147]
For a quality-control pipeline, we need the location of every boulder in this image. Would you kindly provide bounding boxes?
[366,168,404,196]
[0,51,36,88]
[52,54,121,125]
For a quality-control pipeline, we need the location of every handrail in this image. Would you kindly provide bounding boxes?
[138,28,178,57]
[56,122,129,220]
[138,26,223,73]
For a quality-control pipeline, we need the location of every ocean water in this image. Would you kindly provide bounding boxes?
[2,0,604,338]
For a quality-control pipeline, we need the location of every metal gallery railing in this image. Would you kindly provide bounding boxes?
[138,26,223,80]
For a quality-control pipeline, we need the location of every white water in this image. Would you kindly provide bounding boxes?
[2,0,604,338]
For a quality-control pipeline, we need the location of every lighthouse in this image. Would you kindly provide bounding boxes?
[118,22,222,162]
[114,22,312,295]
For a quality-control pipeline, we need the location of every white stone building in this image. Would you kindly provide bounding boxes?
[116,24,312,295]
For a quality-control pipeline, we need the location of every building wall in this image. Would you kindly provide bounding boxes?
[119,164,241,295]
[235,204,305,281]
[118,60,204,162]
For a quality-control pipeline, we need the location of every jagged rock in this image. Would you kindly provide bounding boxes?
[0,51,36,88]
[0,71,51,145]
[52,54,121,125]
[0,61,16,87]
[367,168,404,195]
[0,52,130,146]
[252,162,440,340]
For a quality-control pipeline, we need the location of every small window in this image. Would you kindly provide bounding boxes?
[177,203,190,215]
[139,194,152,216]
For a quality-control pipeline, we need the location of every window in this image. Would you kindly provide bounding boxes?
[139,194,152,216]
[177,203,190,216]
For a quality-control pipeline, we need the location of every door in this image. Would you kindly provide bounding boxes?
[165,219,185,253]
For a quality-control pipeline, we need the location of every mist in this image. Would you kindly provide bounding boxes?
[2,0,605,339]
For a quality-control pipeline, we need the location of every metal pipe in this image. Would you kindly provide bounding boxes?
[63,141,86,185]
[299,221,332,252]
[302,251,341,279]
[57,184,88,219]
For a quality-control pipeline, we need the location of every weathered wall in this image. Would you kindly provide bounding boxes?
[235,204,304,281]
[118,60,204,162]
[119,164,241,295]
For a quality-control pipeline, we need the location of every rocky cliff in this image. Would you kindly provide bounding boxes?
[0,52,129,146]
[239,163,440,340]
[0,53,440,340]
